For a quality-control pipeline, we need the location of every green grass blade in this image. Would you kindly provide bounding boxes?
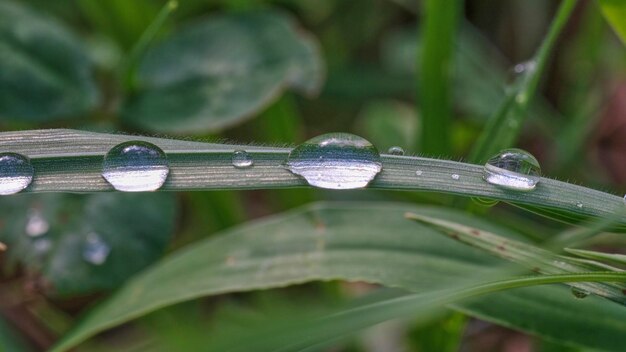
[261,272,626,352]
[123,0,178,91]
[468,0,577,163]
[2,129,625,229]
[566,248,626,266]
[418,0,462,156]
[405,212,626,301]
[598,0,626,45]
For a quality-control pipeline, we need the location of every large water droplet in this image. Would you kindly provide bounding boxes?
[232,150,253,168]
[387,146,404,156]
[83,232,110,265]
[25,209,49,237]
[102,141,169,192]
[0,152,34,195]
[483,148,541,191]
[285,133,382,190]
[571,287,589,299]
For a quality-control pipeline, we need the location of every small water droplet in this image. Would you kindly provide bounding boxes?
[483,148,541,191]
[83,232,110,265]
[576,202,583,209]
[0,152,34,195]
[415,170,423,176]
[25,210,49,237]
[512,60,537,75]
[102,141,169,192]
[285,133,382,190]
[571,287,589,299]
[451,174,460,180]
[232,150,253,168]
[387,146,405,156]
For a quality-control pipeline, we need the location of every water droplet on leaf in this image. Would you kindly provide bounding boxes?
[387,146,404,156]
[232,150,253,168]
[0,152,34,195]
[285,133,382,190]
[102,141,169,192]
[483,148,541,191]
[571,287,589,299]
[83,232,110,265]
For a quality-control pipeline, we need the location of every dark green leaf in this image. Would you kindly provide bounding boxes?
[122,10,324,133]
[0,193,177,295]
[0,1,99,121]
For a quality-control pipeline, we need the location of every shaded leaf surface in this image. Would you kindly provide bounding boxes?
[53,203,626,351]
[598,0,626,45]
[122,10,323,133]
[0,1,99,121]
[0,193,177,295]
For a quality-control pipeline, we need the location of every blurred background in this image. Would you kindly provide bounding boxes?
[1,0,626,351]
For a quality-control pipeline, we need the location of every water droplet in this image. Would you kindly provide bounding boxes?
[576,202,583,209]
[451,174,460,180]
[232,150,253,168]
[285,133,382,190]
[387,146,405,156]
[0,152,34,195]
[83,232,110,265]
[512,60,537,75]
[483,148,541,191]
[102,141,169,192]
[25,210,49,237]
[415,170,423,176]
[571,287,589,299]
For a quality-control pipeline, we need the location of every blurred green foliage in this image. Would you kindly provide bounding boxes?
[1,0,626,351]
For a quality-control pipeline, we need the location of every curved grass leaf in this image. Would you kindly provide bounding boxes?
[52,203,626,351]
[0,1,99,121]
[405,212,626,302]
[1,129,624,229]
[213,273,626,352]
[0,193,176,295]
[122,10,324,133]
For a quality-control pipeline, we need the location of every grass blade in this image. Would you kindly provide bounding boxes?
[468,0,577,163]
[418,0,462,156]
[405,212,626,302]
[2,129,625,229]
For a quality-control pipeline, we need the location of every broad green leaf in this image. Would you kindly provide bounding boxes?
[0,1,99,121]
[0,193,176,295]
[122,10,324,133]
[53,203,626,351]
[598,0,626,45]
